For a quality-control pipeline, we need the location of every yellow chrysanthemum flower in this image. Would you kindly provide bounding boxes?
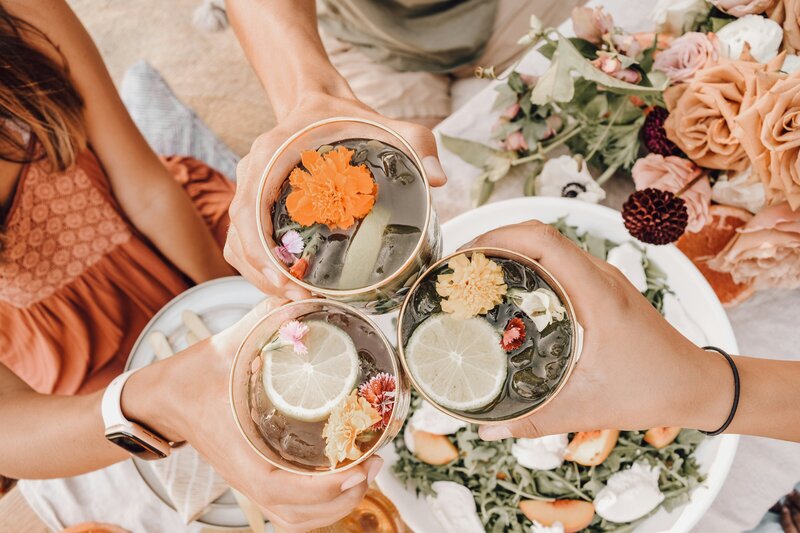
[436,252,507,319]
[322,390,381,469]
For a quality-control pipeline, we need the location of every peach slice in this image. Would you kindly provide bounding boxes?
[520,500,595,533]
[564,430,619,466]
[412,430,458,465]
[644,427,682,449]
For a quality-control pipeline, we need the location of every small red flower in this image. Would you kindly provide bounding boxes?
[358,373,396,430]
[288,257,309,279]
[501,317,526,352]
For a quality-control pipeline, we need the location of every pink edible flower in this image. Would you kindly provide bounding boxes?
[359,373,397,430]
[274,230,305,265]
[279,320,309,355]
[504,130,529,152]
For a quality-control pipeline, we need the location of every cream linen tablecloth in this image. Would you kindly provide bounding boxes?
[431,0,800,531]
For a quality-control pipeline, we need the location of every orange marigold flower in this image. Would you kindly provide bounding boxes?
[286,146,378,230]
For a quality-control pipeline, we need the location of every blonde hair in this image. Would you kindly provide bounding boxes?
[0,4,86,172]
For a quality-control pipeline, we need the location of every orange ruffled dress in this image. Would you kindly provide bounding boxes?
[0,150,234,394]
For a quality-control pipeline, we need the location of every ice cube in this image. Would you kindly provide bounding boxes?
[510,346,535,368]
[369,225,421,283]
[380,150,416,185]
[307,233,349,287]
[511,369,550,401]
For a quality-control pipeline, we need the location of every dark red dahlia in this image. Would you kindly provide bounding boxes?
[642,107,682,157]
[501,317,527,352]
[622,188,688,245]
[359,373,396,429]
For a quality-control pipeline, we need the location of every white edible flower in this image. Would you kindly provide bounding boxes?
[535,155,606,204]
[428,481,485,533]
[531,520,565,533]
[512,434,569,470]
[716,15,783,63]
[782,54,800,73]
[508,288,566,332]
[711,167,766,214]
[606,243,648,293]
[594,462,665,523]
[403,400,468,453]
[652,0,707,35]
[662,293,708,347]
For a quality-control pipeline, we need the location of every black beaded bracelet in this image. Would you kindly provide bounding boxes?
[700,346,740,436]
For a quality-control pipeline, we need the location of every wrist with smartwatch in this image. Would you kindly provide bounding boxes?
[102,369,184,460]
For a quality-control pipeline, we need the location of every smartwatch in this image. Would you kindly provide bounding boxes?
[102,369,178,460]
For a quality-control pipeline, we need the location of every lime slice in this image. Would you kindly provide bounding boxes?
[262,320,359,422]
[406,314,506,411]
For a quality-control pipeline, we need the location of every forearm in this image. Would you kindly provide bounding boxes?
[685,351,800,441]
[128,172,234,283]
[0,349,190,479]
[226,0,354,118]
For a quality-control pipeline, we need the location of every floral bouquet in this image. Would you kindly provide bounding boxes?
[444,0,800,306]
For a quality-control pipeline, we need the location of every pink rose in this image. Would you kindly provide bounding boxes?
[571,6,614,45]
[708,202,800,289]
[711,0,777,17]
[502,103,521,120]
[632,153,712,232]
[504,130,529,151]
[614,68,642,83]
[653,32,720,82]
[592,54,622,74]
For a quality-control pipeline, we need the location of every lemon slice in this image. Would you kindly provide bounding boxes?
[262,320,359,422]
[406,314,506,411]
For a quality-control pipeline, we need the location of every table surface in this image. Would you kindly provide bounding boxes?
[6,0,800,532]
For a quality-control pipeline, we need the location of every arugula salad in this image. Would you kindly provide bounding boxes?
[392,221,707,533]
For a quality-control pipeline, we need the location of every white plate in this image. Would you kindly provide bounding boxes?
[126,276,268,530]
[376,197,740,533]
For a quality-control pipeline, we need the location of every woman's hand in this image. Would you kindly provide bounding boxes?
[149,298,381,531]
[464,221,735,441]
[224,91,447,299]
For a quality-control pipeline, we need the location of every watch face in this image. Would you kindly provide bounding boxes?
[106,431,168,460]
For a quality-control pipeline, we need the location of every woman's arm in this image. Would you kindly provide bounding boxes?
[0,299,381,531]
[4,0,234,284]
[469,221,800,443]
[222,0,447,296]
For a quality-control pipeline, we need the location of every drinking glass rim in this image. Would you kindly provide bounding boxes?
[229,297,406,476]
[396,246,585,426]
[255,116,434,297]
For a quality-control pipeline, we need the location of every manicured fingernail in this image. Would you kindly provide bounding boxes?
[262,268,285,288]
[340,473,366,491]
[422,156,447,184]
[479,425,511,441]
[367,457,384,484]
[285,288,306,301]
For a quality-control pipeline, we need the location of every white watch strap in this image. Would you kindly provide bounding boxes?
[101,369,138,428]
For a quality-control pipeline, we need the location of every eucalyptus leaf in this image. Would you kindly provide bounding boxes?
[441,134,514,168]
[493,83,519,111]
[472,174,495,206]
[486,157,513,182]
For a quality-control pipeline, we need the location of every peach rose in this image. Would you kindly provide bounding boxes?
[664,55,785,171]
[571,6,614,45]
[708,202,800,289]
[769,0,800,53]
[711,0,777,17]
[734,71,800,209]
[654,32,720,82]
[632,153,712,232]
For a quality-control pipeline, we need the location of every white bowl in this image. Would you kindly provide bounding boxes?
[376,197,739,533]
